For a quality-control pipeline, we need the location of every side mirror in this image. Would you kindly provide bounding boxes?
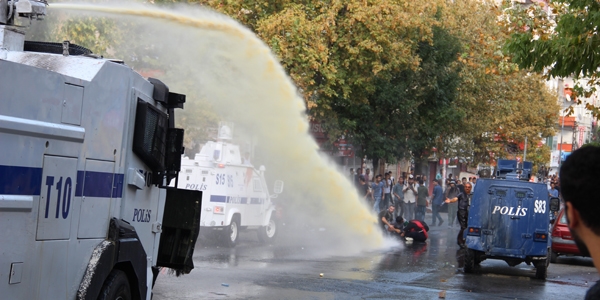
[273,180,284,194]
[549,197,560,212]
[550,219,556,225]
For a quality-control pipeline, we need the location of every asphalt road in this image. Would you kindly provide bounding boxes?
[153,214,597,300]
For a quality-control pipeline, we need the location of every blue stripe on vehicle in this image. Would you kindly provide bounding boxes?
[112,174,124,198]
[209,196,263,204]
[0,165,122,198]
[0,165,42,195]
[210,195,226,203]
[75,171,124,198]
[75,171,84,197]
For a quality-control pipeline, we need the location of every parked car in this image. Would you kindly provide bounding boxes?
[550,208,585,263]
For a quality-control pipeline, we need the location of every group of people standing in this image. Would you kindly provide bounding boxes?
[351,168,475,247]
[353,169,430,222]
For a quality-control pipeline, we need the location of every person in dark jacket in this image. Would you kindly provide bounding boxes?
[394,216,429,242]
[456,182,472,247]
[444,180,460,227]
[430,180,444,226]
[445,181,469,246]
[560,146,600,300]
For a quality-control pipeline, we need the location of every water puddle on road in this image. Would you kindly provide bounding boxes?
[48,2,391,256]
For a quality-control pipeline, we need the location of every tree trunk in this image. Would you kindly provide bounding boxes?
[379,158,386,176]
[414,158,429,177]
[372,157,380,176]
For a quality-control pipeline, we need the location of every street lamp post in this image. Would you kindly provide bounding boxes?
[559,114,564,167]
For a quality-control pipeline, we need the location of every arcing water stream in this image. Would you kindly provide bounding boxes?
[48,2,388,255]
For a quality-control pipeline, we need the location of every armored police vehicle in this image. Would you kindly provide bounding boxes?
[176,125,284,247]
[464,160,559,279]
[0,1,201,299]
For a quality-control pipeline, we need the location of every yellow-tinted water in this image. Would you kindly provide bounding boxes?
[51,2,386,255]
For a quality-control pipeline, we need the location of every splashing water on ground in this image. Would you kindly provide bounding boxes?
[50,2,391,255]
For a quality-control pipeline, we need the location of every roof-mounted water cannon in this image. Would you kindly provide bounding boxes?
[1,0,47,25]
[217,122,234,141]
[1,0,46,53]
[496,159,532,181]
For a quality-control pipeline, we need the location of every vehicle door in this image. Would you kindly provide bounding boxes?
[36,155,78,299]
[487,185,533,255]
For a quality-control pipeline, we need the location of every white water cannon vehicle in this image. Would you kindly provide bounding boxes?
[176,124,284,247]
[0,1,202,299]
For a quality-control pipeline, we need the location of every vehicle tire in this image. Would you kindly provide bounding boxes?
[257,217,277,243]
[550,250,558,264]
[474,251,483,265]
[464,249,475,273]
[97,269,131,300]
[535,261,548,280]
[222,217,239,248]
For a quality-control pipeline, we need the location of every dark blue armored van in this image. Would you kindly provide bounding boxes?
[464,160,560,279]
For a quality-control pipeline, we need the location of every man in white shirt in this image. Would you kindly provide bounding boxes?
[402,174,418,221]
[382,172,393,211]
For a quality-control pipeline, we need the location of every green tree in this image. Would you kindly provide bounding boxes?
[331,25,463,174]
[442,0,558,168]
[223,0,450,173]
[504,0,600,116]
[195,0,558,170]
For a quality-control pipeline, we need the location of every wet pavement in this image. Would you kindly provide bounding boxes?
[153,214,597,300]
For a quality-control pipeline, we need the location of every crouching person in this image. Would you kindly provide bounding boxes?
[395,216,429,243]
[379,205,402,235]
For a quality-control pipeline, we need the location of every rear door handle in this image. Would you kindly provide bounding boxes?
[522,233,532,239]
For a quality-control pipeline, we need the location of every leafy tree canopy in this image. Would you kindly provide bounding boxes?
[504,0,600,116]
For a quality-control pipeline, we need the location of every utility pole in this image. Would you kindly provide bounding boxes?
[559,114,564,167]
[442,157,447,191]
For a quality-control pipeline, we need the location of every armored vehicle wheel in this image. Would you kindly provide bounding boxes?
[464,249,475,273]
[222,218,239,248]
[535,251,549,280]
[258,218,278,243]
[474,252,483,265]
[535,262,548,280]
[550,250,558,263]
[98,269,131,300]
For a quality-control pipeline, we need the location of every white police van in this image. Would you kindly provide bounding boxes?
[177,124,284,247]
[0,1,201,299]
